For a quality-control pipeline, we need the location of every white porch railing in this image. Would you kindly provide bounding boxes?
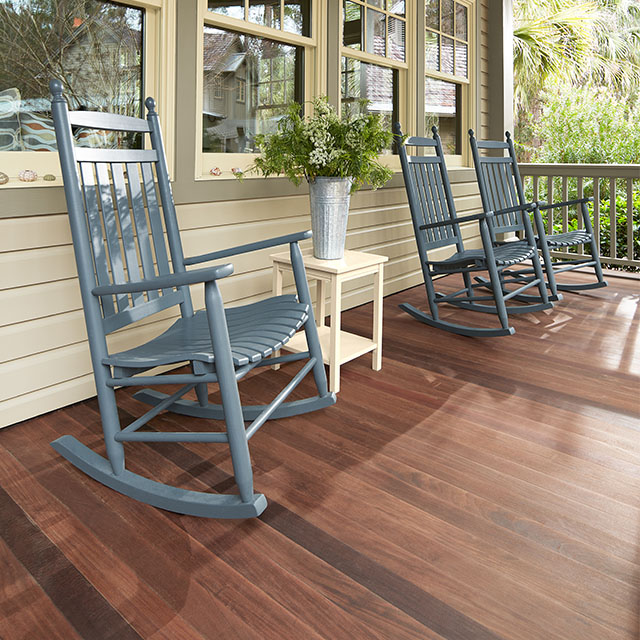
[519,163,640,270]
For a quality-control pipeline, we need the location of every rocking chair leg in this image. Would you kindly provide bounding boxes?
[462,272,475,301]
[486,262,510,331]
[95,366,126,475]
[205,281,255,504]
[530,250,551,306]
[193,365,209,408]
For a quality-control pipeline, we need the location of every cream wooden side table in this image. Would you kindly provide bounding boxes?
[270,249,388,393]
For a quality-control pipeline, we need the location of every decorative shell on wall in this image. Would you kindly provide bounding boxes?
[209,167,222,176]
[18,169,38,182]
[0,172,8,185]
[43,174,56,181]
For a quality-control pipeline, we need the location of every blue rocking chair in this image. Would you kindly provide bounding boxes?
[394,124,552,337]
[469,130,607,299]
[49,79,335,518]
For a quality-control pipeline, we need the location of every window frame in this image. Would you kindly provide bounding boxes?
[339,0,412,174]
[197,0,322,180]
[0,0,176,190]
[422,0,475,165]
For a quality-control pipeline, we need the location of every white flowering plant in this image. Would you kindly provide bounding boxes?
[247,96,393,193]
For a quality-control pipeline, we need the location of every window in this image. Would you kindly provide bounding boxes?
[341,0,407,150]
[0,0,173,187]
[200,0,316,175]
[424,0,471,155]
[236,77,247,103]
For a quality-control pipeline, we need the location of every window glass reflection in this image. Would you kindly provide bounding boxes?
[425,0,439,30]
[388,0,405,17]
[441,0,454,35]
[455,42,467,78]
[425,30,439,71]
[208,0,244,20]
[202,26,302,153]
[343,1,362,49]
[284,0,310,36]
[441,36,454,74]
[248,0,280,29]
[425,77,459,154]
[366,8,386,57]
[388,16,405,62]
[341,56,396,149]
[456,3,467,40]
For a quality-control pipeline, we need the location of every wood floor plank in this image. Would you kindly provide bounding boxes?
[0,538,83,640]
[0,447,209,640]
[0,476,142,640]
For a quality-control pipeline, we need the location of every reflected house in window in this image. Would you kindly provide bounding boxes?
[61,16,143,115]
[202,26,301,153]
[203,29,250,152]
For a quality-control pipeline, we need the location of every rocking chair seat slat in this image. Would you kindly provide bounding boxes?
[540,230,592,247]
[431,241,535,273]
[103,295,308,369]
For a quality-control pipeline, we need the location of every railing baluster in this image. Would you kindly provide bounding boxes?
[610,178,616,259]
[627,178,634,262]
[576,176,583,231]
[561,176,568,233]
[593,176,600,251]
[533,175,539,202]
[547,176,554,235]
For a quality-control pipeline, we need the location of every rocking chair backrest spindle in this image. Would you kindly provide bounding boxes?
[51,82,193,337]
[468,130,528,237]
[395,124,464,256]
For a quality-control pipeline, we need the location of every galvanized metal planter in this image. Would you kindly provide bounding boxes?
[308,176,352,259]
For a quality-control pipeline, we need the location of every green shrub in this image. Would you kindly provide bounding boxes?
[529,85,640,164]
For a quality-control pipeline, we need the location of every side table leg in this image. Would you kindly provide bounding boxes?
[316,278,327,327]
[372,265,383,371]
[329,275,342,393]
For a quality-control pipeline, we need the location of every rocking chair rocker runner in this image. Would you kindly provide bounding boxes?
[394,124,553,337]
[469,130,607,299]
[49,79,336,519]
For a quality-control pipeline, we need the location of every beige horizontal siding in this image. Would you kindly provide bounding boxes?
[0,169,483,428]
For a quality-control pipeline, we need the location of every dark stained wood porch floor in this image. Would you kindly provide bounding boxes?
[1,271,639,640]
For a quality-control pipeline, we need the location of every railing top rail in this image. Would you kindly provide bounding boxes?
[518,163,640,179]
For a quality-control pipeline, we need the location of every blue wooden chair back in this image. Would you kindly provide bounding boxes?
[395,124,464,256]
[51,88,193,336]
[468,130,528,236]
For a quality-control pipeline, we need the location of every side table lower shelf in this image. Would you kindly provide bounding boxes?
[283,326,376,366]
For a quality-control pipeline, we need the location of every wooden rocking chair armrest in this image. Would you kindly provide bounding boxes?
[184,230,313,265]
[491,202,537,216]
[91,264,234,296]
[536,197,593,211]
[419,211,491,231]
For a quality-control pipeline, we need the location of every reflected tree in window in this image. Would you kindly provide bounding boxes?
[0,1,143,114]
